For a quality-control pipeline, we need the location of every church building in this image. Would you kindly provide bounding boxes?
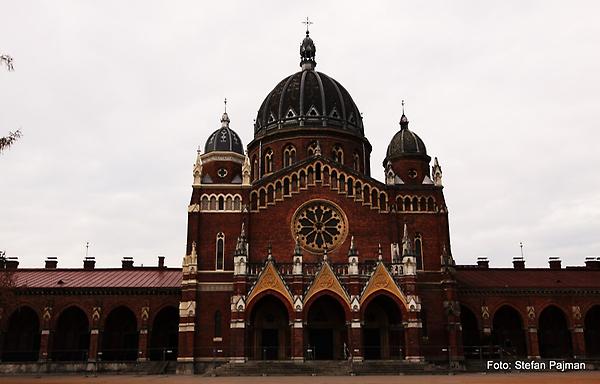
[1,29,600,375]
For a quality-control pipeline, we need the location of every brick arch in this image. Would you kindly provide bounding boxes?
[537,303,573,328]
[246,290,295,321]
[303,290,351,322]
[360,290,408,319]
[50,303,91,329]
[490,302,526,328]
[101,303,140,330]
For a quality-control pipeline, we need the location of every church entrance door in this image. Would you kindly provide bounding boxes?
[306,295,347,360]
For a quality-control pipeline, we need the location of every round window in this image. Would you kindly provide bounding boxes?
[291,200,348,253]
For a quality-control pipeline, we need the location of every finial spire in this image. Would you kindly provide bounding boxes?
[302,17,313,34]
[221,100,230,128]
[402,99,405,115]
[400,100,409,129]
[224,97,227,113]
[300,18,316,70]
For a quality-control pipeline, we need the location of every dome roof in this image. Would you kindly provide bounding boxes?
[204,112,244,155]
[385,114,428,160]
[254,32,364,138]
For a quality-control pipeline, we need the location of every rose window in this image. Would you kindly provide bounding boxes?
[292,200,348,253]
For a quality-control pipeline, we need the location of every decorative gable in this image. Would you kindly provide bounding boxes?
[360,262,407,307]
[246,262,294,309]
[304,262,350,306]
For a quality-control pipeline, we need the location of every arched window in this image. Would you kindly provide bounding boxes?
[252,156,259,181]
[283,145,296,167]
[263,149,273,174]
[332,145,344,164]
[218,196,225,210]
[216,232,225,270]
[210,196,217,210]
[307,141,319,157]
[414,234,423,270]
[214,311,222,338]
[201,196,209,211]
[353,152,361,172]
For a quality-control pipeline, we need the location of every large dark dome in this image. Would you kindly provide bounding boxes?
[254,32,364,139]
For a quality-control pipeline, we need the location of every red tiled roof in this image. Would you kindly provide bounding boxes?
[12,268,182,289]
[455,267,600,289]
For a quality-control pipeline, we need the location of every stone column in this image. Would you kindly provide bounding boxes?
[291,320,304,361]
[137,306,150,362]
[39,306,53,362]
[349,319,362,362]
[572,326,585,358]
[525,305,540,359]
[404,311,423,362]
[138,329,148,362]
[526,327,540,358]
[88,306,102,362]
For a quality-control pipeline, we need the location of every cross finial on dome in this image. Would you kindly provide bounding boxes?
[221,99,230,128]
[300,18,316,70]
[302,17,313,35]
[400,100,409,129]
[224,97,227,113]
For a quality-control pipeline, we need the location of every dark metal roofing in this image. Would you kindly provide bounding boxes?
[12,268,182,289]
[254,69,364,138]
[455,268,600,289]
[385,115,428,161]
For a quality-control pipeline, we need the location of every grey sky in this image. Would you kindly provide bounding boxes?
[1,1,599,268]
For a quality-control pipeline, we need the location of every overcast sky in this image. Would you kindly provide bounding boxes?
[1,1,599,268]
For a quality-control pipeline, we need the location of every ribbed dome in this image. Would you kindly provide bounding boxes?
[254,31,364,139]
[254,70,364,138]
[385,114,427,160]
[204,112,244,155]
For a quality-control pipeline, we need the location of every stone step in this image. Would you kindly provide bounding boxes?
[206,360,434,377]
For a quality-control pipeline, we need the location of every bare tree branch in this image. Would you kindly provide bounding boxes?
[1,54,14,71]
[0,130,22,154]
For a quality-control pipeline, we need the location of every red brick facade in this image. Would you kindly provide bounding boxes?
[1,31,599,375]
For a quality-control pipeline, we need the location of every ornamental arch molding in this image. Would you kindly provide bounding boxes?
[303,262,351,313]
[246,262,294,314]
[360,263,408,311]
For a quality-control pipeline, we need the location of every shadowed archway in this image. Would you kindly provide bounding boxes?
[362,295,404,360]
[100,306,138,361]
[51,306,90,361]
[585,305,600,357]
[1,306,40,362]
[248,295,290,360]
[492,306,526,357]
[460,305,480,359]
[538,306,572,358]
[306,295,347,360]
[149,306,179,361]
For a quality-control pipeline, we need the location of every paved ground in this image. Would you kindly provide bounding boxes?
[1,373,600,384]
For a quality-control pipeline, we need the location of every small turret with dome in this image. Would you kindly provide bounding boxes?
[384,102,432,185]
[196,100,246,186]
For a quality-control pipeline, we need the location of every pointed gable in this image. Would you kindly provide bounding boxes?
[304,262,350,306]
[246,262,294,309]
[360,262,407,307]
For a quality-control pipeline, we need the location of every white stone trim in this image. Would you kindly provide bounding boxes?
[351,321,361,328]
[230,321,245,329]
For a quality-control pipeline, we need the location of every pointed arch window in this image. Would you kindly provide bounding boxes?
[283,145,296,168]
[307,142,319,157]
[216,232,225,270]
[332,145,344,164]
[263,149,274,174]
[353,152,361,172]
[414,234,423,270]
[252,156,259,181]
